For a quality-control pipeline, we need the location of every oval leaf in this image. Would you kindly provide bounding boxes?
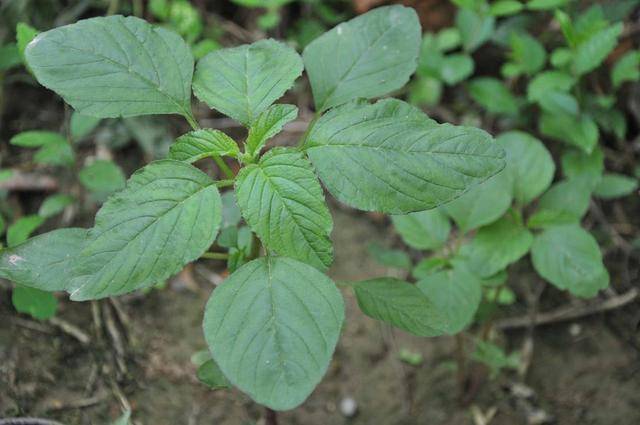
[391,209,451,251]
[26,15,194,118]
[245,104,298,158]
[169,129,240,163]
[70,160,222,300]
[203,256,344,410]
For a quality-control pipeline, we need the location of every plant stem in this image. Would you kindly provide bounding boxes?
[184,111,200,131]
[200,252,229,260]
[297,113,319,150]
[215,179,234,188]
[212,155,235,179]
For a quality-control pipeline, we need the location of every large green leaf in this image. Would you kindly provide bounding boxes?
[391,209,451,251]
[168,129,240,163]
[416,264,482,334]
[496,131,555,204]
[203,256,344,410]
[443,170,513,233]
[353,277,446,336]
[305,99,505,213]
[303,5,421,112]
[531,224,609,297]
[245,104,298,159]
[70,160,221,300]
[25,16,194,119]
[0,228,87,291]
[235,148,333,270]
[465,213,533,278]
[193,39,302,126]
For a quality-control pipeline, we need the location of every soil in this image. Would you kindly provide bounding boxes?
[1,206,639,425]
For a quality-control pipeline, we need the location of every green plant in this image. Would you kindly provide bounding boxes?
[0,6,507,412]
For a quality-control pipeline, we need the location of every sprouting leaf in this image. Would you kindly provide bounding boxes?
[527,179,591,228]
[305,99,505,213]
[70,160,222,300]
[193,39,302,126]
[391,209,451,251]
[561,147,604,189]
[303,5,421,112]
[79,160,126,197]
[368,243,412,270]
[235,148,333,270]
[539,112,598,154]
[468,77,520,116]
[26,15,195,119]
[507,32,546,76]
[531,224,609,297]
[203,256,344,410]
[10,131,74,167]
[435,28,461,52]
[0,228,87,291]
[412,257,449,280]
[526,0,570,10]
[245,104,298,158]
[169,129,240,163]
[593,173,638,199]
[416,264,482,334]
[16,22,38,62]
[612,51,640,88]
[7,215,45,247]
[496,131,555,204]
[456,8,495,53]
[473,340,519,378]
[573,23,623,75]
[70,111,102,141]
[490,0,524,16]
[353,277,446,336]
[39,194,75,218]
[197,359,230,389]
[12,286,58,320]
[439,54,474,85]
[465,213,533,278]
[443,171,513,233]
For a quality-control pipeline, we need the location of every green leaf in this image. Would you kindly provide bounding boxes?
[221,191,242,228]
[0,44,21,71]
[507,32,546,76]
[368,243,412,270]
[490,0,524,16]
[531,224,609,297]
[235,148,333,270]
[26,15,195,119]
[10,131,74,166]
[305,99,506,213]
[456,8,495,53]
[193,39,302,126]
[70,160,222,300]
[561,147,604,189]
[496,131,555,204]
[303,5,421,112]
[465,213,533,278]
[7,215,45,247]
[527,71,575,103]
[79,160,126,196]
[612,51,640,88]
[528,179,591,228]
[573,23,623,75]
[353,277,446,336]
[169,129,240,163]
[38,194,75,218]
[412,257,449,280]
[203,256,344,410]
[70,112,102,141]
[473,340,519,378]
[391,209,451,251]
[468,77,519,116]
[245,104,298,158]
[526,0,570,10]
[443,171,513,233]
[416,264,482,334]
[440,54,475,85]
[409,76,442,106]
[12,286,58,320]
[197,359,230,389]
[537,91,579,116]
[16,22,38,62]
[0,228,87,291]
[435,28,461,52]
[593,173,638,199]
[539,112,598,153]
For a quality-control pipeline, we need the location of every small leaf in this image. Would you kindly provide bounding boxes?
[70,112,102,140]
[593,173,638,199]
[203,256,344,410]
[531,224,609,297]
[368,243,412,270]
[26,15,195,119]
[79,160,126,197]
[456,8,495,53]
[528,179,591,228]
[561,147,604,189]
[235,148,333,270]
[197,359,230,389]
[39,194,75,218]
[526,0,570,10]
[465,213,533,278]
[12,286,58,320]
[439,54,474,85]
[0,228,87,291]
[0,43,21,71]
[573,23,623,75]
[416,264,482,334]
[16,22,38,62]
[10,131,74,167]
[391,209,451,251]
[353,277,446,336]
[7,215,45,247]
[169,129,240,163]
[305,99,505,213]
[507,31,546,76]
[412,257,449,280]
[612,51,640,88]
[193,39,302,126]
[490,0,524,16]
[468,77,519,116]
[303,5,421,111]
[496,131,555,204]
[527,71,575,103]
[70,160,222,300]
[539,112,598,153]
[245,104,298,158]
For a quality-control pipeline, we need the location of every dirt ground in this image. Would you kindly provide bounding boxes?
[1,205,639,425]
